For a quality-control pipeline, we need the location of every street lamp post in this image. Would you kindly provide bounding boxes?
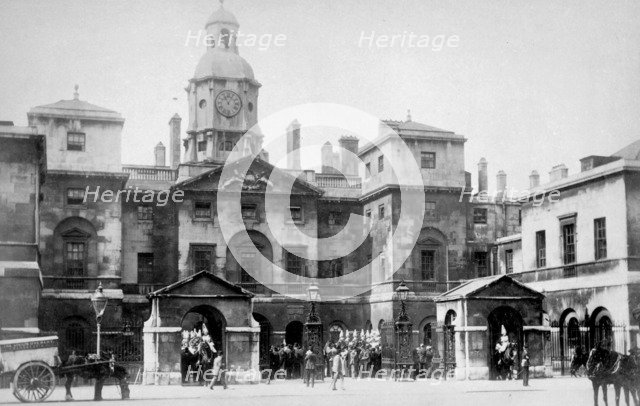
[394,281,413,376]
[305,284,324,380]
[91,282,109,356]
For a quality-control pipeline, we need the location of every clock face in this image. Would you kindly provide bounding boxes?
[215,90,242,117]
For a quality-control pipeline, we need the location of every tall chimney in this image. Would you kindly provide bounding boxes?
[154,142,166,167]
[529,170,540,189]
[169,114,182,169]
[321,142,334,173]
[496,170,507,192]
[478,158,488,192]
[338,135,359,176]
[286,119,301,170]
[549,164,568,182]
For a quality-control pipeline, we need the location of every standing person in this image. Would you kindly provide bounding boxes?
[208,351,227,390]
[521,345,530,387]
[360,345,370,375]
[304,348,318,388]
[330,349,346,391]
[349,346,358,379]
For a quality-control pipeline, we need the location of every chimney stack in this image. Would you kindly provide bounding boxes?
[321,142,334,173]
[338,135,359,176]
[169,114,182,169]
[154,142,166,167]
[549,164,568,182]
[496,170,507,192]
[529,170,540,189]
[478,158,488,192]
[286,119,301,170]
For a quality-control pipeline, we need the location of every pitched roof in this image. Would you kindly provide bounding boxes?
[28,98,124,123]
[612,139,640,160]
[147,271,253,298]
[435,275,544,301]
[174,156,324,195]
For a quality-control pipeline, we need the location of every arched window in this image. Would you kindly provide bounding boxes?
[423,323,432,346]
[220,28,231,49]
[329,322,346,342]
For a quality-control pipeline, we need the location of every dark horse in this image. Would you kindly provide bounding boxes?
[61,352,130,401]
[587,344,639,406]
[494,342,518,380]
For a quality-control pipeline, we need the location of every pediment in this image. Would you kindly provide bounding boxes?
[437,275,544,301]
[468,276,543,299]
[148,271,253,298]
[175,157,323,196]
[61,227,91,239]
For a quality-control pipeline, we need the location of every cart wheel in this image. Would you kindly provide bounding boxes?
[13,361,56,403]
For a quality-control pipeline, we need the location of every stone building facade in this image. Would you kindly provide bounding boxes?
[2,2,595,382]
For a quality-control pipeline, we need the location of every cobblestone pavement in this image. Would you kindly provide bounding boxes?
[0,377,604,406]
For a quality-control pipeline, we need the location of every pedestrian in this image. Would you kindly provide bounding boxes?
[330,349,346,391]
[521,345,530,387]
[304,348,317,388]
[208,351,227,390]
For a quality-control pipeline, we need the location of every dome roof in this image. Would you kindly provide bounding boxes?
[194,49,255,80]
[205,6,239,27]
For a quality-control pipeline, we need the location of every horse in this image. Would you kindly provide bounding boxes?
[571,346,589,377]
[586,344,639,406]
[494,342,518,380]
[61,352,130,401]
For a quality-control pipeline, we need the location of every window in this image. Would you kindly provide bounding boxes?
[562,223,576,264]
[518,209,522,226]
[425,201,436,218]
[473,208,487,224]
[241,204,257,220]
[137,206,153,221]
[289,206,303,222]
[421,152,436,169]
[330,258,343,278]
[137,253,154,283]
[65,242,85,276]
[197,140,207,152]
[194,201,212,219]
[365,163,371,178]
[475,252,488,277]
[193,248,213,273]
[536,230,546,268]
[594,217,607,260]
[219,141,234,151]
[365,209,371,219]
[505,249,513,274]
[421,250,436,280]
[240,252,256,283]
[378,155,384,172]
[328,211,342,225]
[67,132,85,151]
[67,188,85,205]
[286,252,303,276]
[378,204,385,219]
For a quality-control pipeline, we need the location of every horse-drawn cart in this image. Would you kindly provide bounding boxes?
[0,335,130,403]
[0,335,60,402]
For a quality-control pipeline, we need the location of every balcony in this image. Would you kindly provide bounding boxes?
[121,283,167,295]
[42,276,120,290]
[314,174,362,189]
[510,258,627,284]
[122,166,177,181]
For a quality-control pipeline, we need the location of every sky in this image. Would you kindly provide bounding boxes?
[1,0,639,190]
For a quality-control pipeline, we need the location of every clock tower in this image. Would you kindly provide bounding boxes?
[184,1,263,164]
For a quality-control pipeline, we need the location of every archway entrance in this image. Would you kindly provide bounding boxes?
[253,313,271,370]
[487,306,523,380]
[180,305,226,384]
[285,321,304,347]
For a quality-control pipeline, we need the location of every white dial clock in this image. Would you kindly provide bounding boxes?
[215,90,242,117]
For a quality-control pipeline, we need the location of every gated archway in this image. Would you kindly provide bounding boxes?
[285,321,304,346]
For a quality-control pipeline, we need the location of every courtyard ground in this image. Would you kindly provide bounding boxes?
[0,376,607,406]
